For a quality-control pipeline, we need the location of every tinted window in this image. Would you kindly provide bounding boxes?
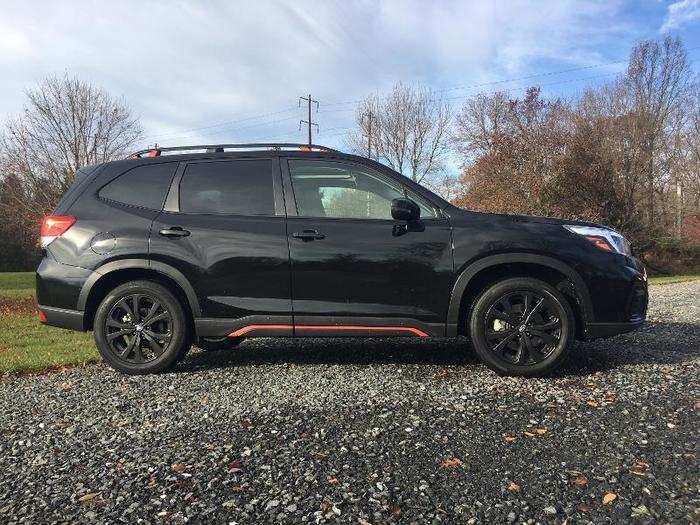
[99,163,176,210]
[289,160,436,219]
[179,159,274,215]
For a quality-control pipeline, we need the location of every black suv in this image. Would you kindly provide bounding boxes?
[36,143,648,376]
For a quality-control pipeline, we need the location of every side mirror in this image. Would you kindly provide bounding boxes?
[391,198,421,222]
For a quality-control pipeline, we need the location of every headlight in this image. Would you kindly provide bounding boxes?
[563,225,631,255]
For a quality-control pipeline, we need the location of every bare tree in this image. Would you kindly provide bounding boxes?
[625,36,692,223]
[347,83,451,184]
[1,75,142,214]
[0,75,142,269]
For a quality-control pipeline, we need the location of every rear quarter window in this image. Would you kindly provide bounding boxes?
[99,163,177,210]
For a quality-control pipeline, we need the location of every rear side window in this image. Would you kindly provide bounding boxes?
[179,159,274,215]
[99,163,177,210]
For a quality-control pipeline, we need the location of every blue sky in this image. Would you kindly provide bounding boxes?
[1,0,699,153]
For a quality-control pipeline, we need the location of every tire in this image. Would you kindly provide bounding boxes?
[469,277,575,377]
[93,280,191,374]
[196,336,243,352]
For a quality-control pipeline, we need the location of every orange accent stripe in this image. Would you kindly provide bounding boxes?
[229,324,292,337]
[295,325,429,337]
[228,324,428,338]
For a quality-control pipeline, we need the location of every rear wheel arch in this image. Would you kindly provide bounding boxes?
[80,260,199,331]
[447,254,592,337]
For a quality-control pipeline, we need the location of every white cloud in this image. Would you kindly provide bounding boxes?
[0,0,639,150]
[661,0,700,32]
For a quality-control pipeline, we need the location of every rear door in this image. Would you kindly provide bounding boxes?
[283,157,453,337]
[149,156,292,336]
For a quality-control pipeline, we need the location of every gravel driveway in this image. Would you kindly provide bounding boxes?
[1,281,698,524]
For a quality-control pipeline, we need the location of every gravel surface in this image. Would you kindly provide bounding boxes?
[1,281,698,524]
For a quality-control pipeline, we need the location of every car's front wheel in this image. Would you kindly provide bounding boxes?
[469,277,574,377]
[94,280,191,374]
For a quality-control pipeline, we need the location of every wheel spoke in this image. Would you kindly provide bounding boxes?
[492,331,518,353]
[142,301,161,324]
[115,297,134,319]
[141,331,164,355]
[132,295,141,322]
[131,335,144,363]
[486,328,516,340]
[144,328,170,341]
[528,328,559,344]
[524,298,545,323]
[530,319,560,331]
[107,328,133,341]
[119,334,138,359]
[106,318,131,330]
[520,333,534,364]
[144,311,169,326]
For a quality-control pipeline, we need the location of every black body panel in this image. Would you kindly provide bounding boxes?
[36,147,647,344]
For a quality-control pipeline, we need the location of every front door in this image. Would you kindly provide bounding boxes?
[284,158,453,337]
[149,156,292,337]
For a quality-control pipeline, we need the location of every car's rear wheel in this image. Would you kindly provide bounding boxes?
[94,280,191,374]
[469,277,574,377]
[196,336,243,352]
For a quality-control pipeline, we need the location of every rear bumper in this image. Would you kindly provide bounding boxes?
[38,305,86,331]
[583,320,644,340]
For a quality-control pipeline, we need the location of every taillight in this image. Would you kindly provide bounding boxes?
[40,215,76,248]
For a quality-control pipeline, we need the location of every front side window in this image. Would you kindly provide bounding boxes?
[289,160,436,219]
[179,159,274,215]
[99,163,177,210]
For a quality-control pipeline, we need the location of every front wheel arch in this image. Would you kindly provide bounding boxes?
[446,254,592,338]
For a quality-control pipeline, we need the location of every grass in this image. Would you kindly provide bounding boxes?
[0,271,96,375]
[0,270,698,376]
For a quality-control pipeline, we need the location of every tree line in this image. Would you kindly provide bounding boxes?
[1,36,698,272]
[346,37,699,271]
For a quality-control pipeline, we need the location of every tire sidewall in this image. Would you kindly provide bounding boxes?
[94,281,188,374]
[469,278,574,377]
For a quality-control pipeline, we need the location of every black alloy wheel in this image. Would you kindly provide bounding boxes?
[105,293,172,363]
[469,277,574,376]
[483,290,562,365]
[94,280,191,374]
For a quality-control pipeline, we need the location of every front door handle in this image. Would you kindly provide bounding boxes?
[159,226,190,237]
[292,229,325,241]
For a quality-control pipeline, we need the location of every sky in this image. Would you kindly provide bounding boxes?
[1,0,699,155]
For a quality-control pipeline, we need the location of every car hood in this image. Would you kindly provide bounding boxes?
[447,207,606,229]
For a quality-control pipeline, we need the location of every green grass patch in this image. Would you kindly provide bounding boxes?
[0,272,35,294]
[0,313,97,375]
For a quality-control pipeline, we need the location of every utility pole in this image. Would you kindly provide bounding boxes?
[299,94,319,145]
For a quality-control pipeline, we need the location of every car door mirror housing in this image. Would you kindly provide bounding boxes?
[391,198,421,222]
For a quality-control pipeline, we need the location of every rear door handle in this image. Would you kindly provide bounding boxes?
[292,229,325,241]
[159,226,190,237]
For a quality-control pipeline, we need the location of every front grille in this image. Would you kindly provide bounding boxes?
[628,282,648,322]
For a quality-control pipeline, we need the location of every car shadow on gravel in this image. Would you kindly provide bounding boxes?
[177,336,478,372]
[175,321,698,375]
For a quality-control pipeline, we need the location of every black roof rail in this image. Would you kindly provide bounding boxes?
[127,143,340,159]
